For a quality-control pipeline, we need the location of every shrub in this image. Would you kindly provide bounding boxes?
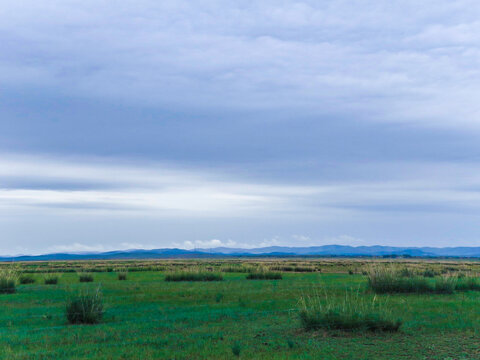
[165,272,223,282]
[0,269,17,294]
[299,288,401,332]
[118,272,127,281]
[19,274,36,284]
[44,275,59,285]
[65,287,104,325]
[246,272,282,280]
[79,273,94,282]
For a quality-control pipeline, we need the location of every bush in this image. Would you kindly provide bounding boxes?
[165,272,223,282]
[66,287,104,324]
[0,269,16,294]
[299,288,401,332]
[19,274,36,284]
[44,275,59,285]
[246,272,282,280]
[118,272,127,281]
[79,273,94,282]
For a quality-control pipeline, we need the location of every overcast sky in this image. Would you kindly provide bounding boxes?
[2,1,480,254]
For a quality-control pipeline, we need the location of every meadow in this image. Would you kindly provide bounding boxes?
[1,258,480,359]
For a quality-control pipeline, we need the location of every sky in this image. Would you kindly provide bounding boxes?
[2,1,480,254]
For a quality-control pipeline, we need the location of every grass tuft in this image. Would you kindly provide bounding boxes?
[66,287,104,325]
[455,276,480,291]
[422,269,436,278]
[165,272,223,282]
[79,273,94,282]
[299,288,401,332]
[231,342,241,357]
[44,274,59,285]
[246,272,282,280]
[367,267,454,294]
[0,268,17,294]
[118,272,127,281]
[19,274,36,284]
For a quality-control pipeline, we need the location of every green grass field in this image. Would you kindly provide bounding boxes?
[1,259,480,359]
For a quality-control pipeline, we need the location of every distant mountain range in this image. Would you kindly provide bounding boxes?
[3,245,480,261]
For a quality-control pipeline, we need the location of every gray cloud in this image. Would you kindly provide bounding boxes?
[2,1,480,253]
[1,1,480,126]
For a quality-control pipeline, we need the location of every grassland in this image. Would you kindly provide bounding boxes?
[1,258,480,359]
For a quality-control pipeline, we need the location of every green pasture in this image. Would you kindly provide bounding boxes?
[1,263,480,359]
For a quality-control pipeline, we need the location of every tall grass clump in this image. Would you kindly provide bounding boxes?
[367,267,431,294]
[165,272,223,282]
[231,342,241,357]
[434,276,456,294]
[246,271,282,280]
[269,266,315,273]
[65,287,104,324]
[455,276,480,291]
[368,267,455,294]
[44,274,59,285]
[299,288,401,332]
[0,268,17,294]
[78,273,94,283]
[422,269,436,278]
[19,274,35,284]
[221,265,252,273]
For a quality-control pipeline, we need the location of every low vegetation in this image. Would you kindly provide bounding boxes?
[65,287,104,324]
[165,272,223,282]
[367,267,455,294]
[44,274,59,285]
[78,273,94,282]
[0,268,17,294]
[246,272,282,280]
[299,288,401,332]
[3,258,480,358]
[269,266,315,272]
[19,274,36,284]
[455,276,480,291]
[118,271,127,280]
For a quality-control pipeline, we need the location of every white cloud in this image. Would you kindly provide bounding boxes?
[46,242,160,254]
[178,239,238,250]
[4,153,480,219]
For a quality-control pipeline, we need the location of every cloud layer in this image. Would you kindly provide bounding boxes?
[2,1,480,126]
[2,1,480,253]
[2,153,480,254]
